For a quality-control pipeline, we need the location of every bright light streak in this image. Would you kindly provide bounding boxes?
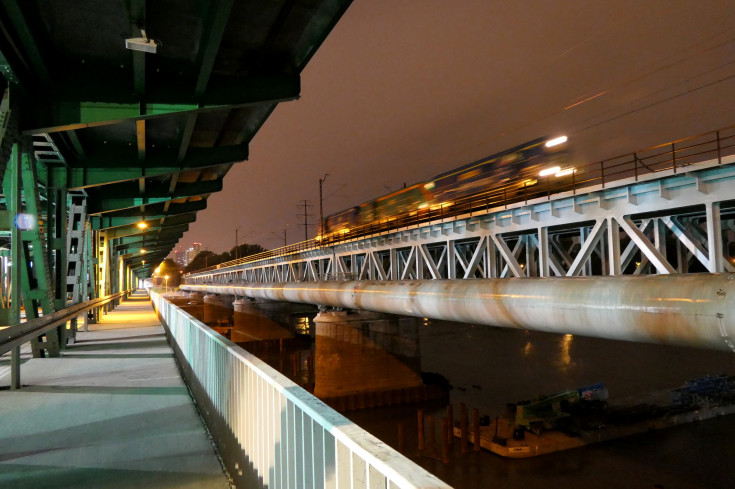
[545,136,568,147]
[555,168,575,177]
[137,221,148,229]
[539,166,561,177]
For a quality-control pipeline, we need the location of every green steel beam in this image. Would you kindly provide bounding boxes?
[90,200,207,224]
[88,181,221,214]
[54,145,246,188]
[93,177,221,199]
[27,74,300,134]
[91,212,196,231]
[195,1,235,97]
[0,0,52,87]
[113,223,190,242]
[116,238,182,256]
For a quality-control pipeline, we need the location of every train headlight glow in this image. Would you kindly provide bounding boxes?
[539,166,561,177]
[545,136,568,148]
[555,168,575,177]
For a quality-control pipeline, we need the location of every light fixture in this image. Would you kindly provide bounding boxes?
[125,27,158,54]
[137,221,148,229]
[140,249,147,254]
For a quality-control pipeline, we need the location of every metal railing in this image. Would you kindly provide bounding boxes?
[150,290,450,489]
[0,290,128,356]
[186,124,735,278]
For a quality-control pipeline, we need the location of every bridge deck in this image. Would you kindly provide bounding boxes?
[0,291,231,489]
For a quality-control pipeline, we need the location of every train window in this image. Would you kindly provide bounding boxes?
[501,153,519,164]
[459,169,481,181]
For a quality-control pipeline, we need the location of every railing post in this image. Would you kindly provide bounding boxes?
[600,160,605,188]
[633,152,638,181]
[672,142,677,173]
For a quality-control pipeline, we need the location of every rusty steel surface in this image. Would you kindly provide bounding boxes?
[181,274,735,352]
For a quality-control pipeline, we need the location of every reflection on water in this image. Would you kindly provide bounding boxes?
[557,333,574,372]
[196,298,735,489]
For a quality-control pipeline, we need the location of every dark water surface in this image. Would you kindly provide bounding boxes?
[231,303,735,489]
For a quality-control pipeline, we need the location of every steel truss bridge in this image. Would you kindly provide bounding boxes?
[187,128,735,285]
[182,128,735,354]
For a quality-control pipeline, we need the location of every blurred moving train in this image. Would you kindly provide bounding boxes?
[321,136,572,239]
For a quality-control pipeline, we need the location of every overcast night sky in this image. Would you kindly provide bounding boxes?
[179,0,735,255]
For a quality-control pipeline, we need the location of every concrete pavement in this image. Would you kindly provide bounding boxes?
[0,291,232,489]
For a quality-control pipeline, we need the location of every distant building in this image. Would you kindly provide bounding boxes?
[185,242,202,266]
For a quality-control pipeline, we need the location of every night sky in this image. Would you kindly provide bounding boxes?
[179,0,735,255]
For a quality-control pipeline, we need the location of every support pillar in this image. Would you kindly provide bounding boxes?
[707,202,723,273]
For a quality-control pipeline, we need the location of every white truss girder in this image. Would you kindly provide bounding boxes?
[188,158,735,287]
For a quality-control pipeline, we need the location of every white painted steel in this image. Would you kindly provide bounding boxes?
[182,274,735,353]
[149,291,451,489]
[186,156,735,286]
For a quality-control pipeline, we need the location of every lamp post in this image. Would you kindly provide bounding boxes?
[319,173,329,238]
[235,226,242,260]
[164,275,169,293]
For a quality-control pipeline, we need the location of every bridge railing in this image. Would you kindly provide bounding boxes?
[150,290,450,489]
[186,124,735,279]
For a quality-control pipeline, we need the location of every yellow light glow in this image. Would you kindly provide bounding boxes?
[429,201,453,210]
[140,249,147,254]
[137,221,148,229]
[424,182,436,190]
[539,166,561,177]
[555,168,575,177]
[545,136,568,147]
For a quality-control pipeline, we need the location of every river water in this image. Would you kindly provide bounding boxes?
[223,301,735,489]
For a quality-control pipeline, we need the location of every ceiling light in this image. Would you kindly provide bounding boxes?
[125,27,158,54]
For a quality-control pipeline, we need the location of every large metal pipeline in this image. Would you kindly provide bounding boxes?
[180,274,735,352]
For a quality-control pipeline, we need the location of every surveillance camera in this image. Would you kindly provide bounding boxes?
[125,37,157,54]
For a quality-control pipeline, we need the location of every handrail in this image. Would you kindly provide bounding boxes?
[0,290,129,355]
[150,289,451,488]
[185,124,735,278]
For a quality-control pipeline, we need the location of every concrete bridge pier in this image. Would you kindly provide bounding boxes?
[313,312,435,410]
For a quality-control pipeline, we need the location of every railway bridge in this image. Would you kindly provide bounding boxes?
[0,2,734,488]
[183,127,735,352]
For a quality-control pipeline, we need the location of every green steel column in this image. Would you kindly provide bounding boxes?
[86,227,99,325]
[47,185,69,346]
[18,140,57,356]
[6,144,21,388]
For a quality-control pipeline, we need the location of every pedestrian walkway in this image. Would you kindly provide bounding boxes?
[0,291,232,489]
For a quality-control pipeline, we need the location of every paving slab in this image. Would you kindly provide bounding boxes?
[0,291,232,489]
